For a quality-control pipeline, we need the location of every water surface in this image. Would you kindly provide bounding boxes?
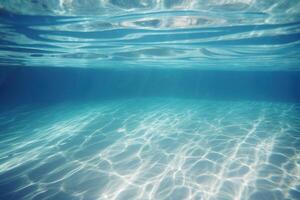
[0,0,300,70]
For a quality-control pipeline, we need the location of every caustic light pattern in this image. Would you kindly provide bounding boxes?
[0,99,299,200]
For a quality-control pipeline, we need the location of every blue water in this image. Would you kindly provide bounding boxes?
[0,1,300,200]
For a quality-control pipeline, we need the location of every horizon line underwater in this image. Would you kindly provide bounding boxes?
[0,1,300,200]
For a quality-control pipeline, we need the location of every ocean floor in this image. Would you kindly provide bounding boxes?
[0,98,300,200]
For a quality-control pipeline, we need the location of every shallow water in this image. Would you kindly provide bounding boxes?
[0,1,300,200]
[0,99,300,200]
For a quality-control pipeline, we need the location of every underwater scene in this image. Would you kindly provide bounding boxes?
[0,1,300,200]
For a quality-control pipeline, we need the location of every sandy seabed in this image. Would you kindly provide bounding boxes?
[0,98,299,200]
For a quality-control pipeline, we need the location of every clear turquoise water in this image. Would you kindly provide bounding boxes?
[0,1,300,200]
[0,0,300,70]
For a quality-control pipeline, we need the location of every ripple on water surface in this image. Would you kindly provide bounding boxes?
[0,0,300,69]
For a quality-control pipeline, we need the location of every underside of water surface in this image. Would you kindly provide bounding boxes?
[0,0,300,70]
[0,1,300,200]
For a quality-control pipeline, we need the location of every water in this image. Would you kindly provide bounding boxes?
[0,1,300,200]
[1,0,300,70]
